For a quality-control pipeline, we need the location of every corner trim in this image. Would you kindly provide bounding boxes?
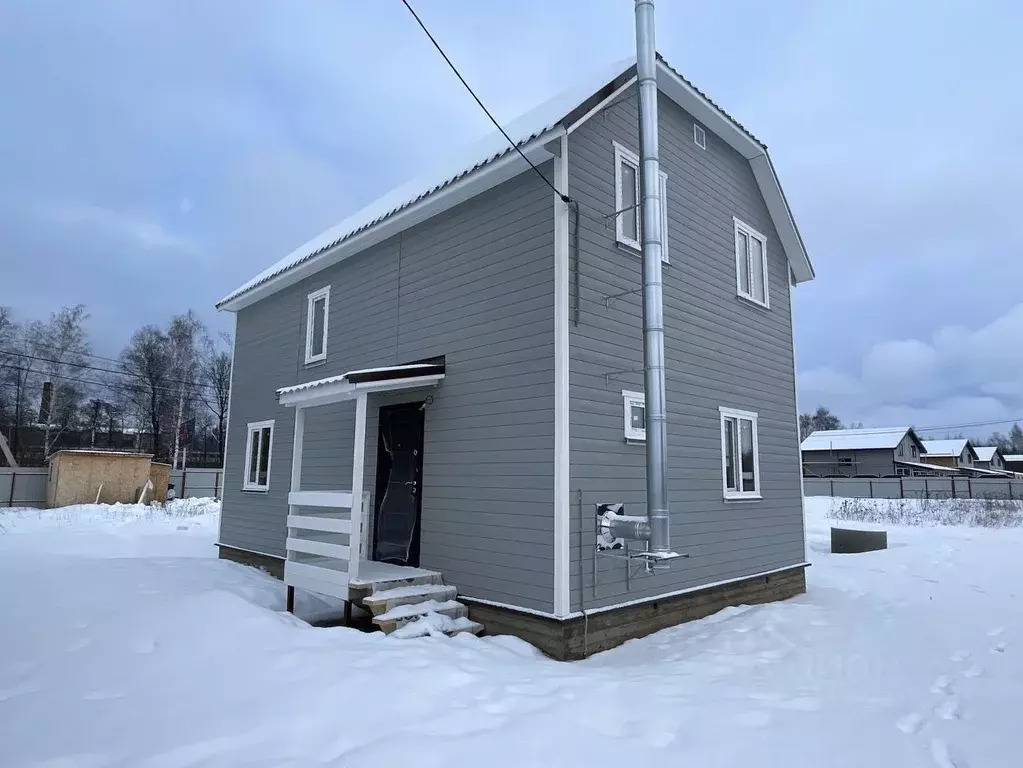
[553,131,571,618]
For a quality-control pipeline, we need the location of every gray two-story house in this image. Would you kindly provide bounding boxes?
[215,53,815,659]
[801,427,929,477]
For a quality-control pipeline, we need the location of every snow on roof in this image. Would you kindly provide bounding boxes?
[218,53,812,311]
[48,449,153,461]
[800,427,913,452]
[275,364,444,398]
[973,446,1000,462]
[920,439,971,458]
[218,56,633,309]
[1003,455,1023,462]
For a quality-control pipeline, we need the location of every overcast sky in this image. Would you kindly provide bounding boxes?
[2,1,1021,436]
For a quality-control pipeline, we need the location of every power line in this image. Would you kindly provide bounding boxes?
[0,349,219,393]
[808,418,1023,438]
[399,0,571,204]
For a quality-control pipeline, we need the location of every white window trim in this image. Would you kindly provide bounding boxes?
[733,217,770,309]
[694,122,707,149]
[242,419,275,492]
[613,141,669,262]
[719,406,762,501]
[614,142,642,251]
[304,286,330,364]
[622,390,646,442]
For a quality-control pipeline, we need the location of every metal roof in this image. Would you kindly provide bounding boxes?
[801,427,916,452]
[218,52,812,311]
[921,439,975,459]
[973,446,1000,462]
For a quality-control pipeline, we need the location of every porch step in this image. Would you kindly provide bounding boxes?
[372,599,467,634]
[390,614,484,639]
[362,584,459,616]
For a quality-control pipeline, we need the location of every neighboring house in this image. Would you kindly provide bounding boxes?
[214,54,814,659]
[800,427,927,477]
[1001,455,1023,475]
[973,446,1011,475]
[920,440,980,472]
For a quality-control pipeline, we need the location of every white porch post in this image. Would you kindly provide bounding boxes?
[348,393,368,581]
[290,407,306,501]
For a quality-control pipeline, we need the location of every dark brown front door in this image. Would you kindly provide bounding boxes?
[372,403,425,567]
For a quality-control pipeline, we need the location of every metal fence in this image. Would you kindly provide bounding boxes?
[169,467,223,499]
[0,468,49,508]
[805,476,1023,500]
[1,466,224,508]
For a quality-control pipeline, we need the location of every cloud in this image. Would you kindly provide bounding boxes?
[41,202,196,254]
[799,304,1023,435]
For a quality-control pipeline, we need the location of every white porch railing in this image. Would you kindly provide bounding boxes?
[283,394,370,600]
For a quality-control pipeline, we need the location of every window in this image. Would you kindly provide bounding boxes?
[895,467,906,476]
[733,218,769,308]
[694,123,707,149]
[898,444,905,457]
[911,444,918,458]
[613,142,669,261]
[622,390,646,441]
[305,286,330,364]
[243,420,274,491]
[720,407,760,499]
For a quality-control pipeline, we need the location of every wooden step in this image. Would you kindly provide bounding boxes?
[362,584,459,616]
[372,599,467,634]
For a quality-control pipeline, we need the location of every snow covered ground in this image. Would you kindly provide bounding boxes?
[0,497,1019,767]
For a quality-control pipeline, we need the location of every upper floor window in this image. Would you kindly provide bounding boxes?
[733,218,769,308]
[243,420,274,491]
[898,444,905,457]
[720,407,761,500]
[305,286,330,364]
[613,141,669,261]
[911,444,918,458]
[622,390,646,441]
[694,123,707,149]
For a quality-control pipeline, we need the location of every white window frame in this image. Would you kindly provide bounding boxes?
[613,141,669,262]
[694,122,707,149]
[304,286,330,364]
[622,390,646,442]
[242,419,275,492]
[719,406,761,500]
[733,217,770,308]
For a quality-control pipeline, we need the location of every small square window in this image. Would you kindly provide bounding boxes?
[305,286,330,364]
[720,407,760,499]
[622,390,646,441]
[694,123,707,149]
[243,420,274,491]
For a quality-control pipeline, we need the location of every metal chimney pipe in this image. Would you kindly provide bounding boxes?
[635,0,671,554]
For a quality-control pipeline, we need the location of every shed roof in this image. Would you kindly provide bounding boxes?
[48,449,153,462]
[800,427,920,452]
[218,52,813,312]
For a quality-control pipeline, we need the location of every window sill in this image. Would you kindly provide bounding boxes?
[304,357,327,368]
[616,239,670,265]
[737,293,770,311]
[241,487,270,494]
[624,436,646,444]
[724,494,763,503]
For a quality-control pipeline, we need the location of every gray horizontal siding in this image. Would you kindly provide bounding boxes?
[222,164,556,612]
[567,88,805,611]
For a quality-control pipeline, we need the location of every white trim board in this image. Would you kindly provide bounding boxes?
[552,132,571,618]
[215,542,285,562]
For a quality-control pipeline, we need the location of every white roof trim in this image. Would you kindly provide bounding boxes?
[277,369,444,409]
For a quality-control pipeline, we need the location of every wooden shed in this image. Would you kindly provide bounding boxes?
[46,450,154,508]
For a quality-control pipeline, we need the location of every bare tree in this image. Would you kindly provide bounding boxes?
[198,331,232,467]
[2,318,44,461]
[799,405,844,440]
[167,312,205,468]
[119,326,172,460]
[33,305,91,455]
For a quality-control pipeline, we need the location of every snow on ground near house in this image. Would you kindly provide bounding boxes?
[1,497,1020,767]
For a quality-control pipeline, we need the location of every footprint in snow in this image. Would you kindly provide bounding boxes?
[935,698,960,721]
[987,627,1004,637]
[991,642,1007,654]
[0,681,41,701]
[896,713,924,735]
[962,665,984,678]
[950,650,969,663]
[931,675,953,694]
[930,737,968,768]
[66,638,91,652]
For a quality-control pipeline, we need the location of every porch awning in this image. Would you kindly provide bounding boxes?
[276,363,445,408]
